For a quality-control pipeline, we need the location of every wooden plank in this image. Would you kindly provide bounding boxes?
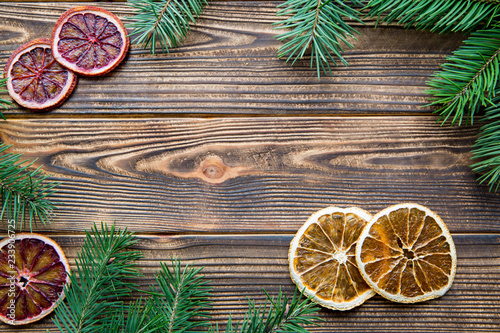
[0,2,465,117]
[0,233,497,332]
[1,117,499,233]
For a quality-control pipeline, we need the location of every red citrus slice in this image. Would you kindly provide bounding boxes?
[51,6,129,76]
[0,233,70,325]
[4,38,77,111]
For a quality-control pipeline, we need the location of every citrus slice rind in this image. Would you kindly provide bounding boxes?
[51,6,129,76]
[355,203,457,304]
[289,207,375,311]
[0,233,70,325]
[4,38,77,111]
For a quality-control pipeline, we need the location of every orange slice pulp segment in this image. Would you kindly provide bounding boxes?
[356,203,457,303]
[289,207,375,310]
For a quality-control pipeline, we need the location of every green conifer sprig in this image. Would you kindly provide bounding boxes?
[52,223,321,333]
[426,27,500,125]
[364,0,500,191]
[123,298,164,333]
[0,77,12,120]
[365,0,500,33]
[209,288,321,333]
[0,143,59,231]
[126,0,208,54]
[274,0,364,78]
[104,298,164,333]
[471,94,500,191]
[147,259,212,333]
[52,223,143,333]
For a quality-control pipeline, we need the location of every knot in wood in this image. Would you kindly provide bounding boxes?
[202,163,225,179]
[199,156,229,183]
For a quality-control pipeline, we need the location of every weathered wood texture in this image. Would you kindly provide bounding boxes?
[0,2,465,117]
[0,234,498,332]
[1,117,499,234]
[0,1,499,332]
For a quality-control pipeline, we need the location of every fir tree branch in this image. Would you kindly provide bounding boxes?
[210,288,321,333]
[147,259,212,333]
[0,143,59,231]
[104,298,165,333]
[123,298,164,333]
[0,77,12,120]
[274,0,363,78]
[365,0,500,33]
[51,222,143,333]
[262,288,320,333]
[50,226,321,333]
[471,94,500,191]
[426,27,500,125]
[126,0,208,54]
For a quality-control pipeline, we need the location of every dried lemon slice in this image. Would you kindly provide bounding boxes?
[289,207,375,310]
[356,203,457,303]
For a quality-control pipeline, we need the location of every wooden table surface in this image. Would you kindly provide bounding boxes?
[1,1,499,332]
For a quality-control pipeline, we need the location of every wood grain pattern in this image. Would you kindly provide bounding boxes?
[1,117,499,234]
[0,2,465,117]
[0,233,497,332]
[0,2,498,332]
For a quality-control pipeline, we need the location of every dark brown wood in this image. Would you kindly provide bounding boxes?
[0,233,497,332]
[0,2,498,332]
[0,2,465,117]
[1,117,499,234]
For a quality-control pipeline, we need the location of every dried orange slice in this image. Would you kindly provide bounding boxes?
[4,38,77,111]
[0,233,70,325]
[289,207,375,310]
[356,203,457,303]
[51,6,129,76]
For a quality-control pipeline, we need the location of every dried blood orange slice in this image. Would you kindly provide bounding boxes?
[4,38,77,111]
[356,203,457,303]
[51,6,129,76]
[289,207,375,310]
[0,233,70,325]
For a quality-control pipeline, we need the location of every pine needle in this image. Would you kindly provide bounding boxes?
[0,77,12,120]
[147,259,213,333]
[471,94,500,191]
[209,288,321,333]
[126,0,207,54]
[365,0,500,33]
[51,222,143,333]
[426,27,500,126]
[274,0,363,79]
[0,143,59,231]
[366,0,500,191]
[103,298,165,333]
[50,225,321,332]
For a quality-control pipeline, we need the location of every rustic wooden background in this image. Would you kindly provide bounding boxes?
[0,1,499,332]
